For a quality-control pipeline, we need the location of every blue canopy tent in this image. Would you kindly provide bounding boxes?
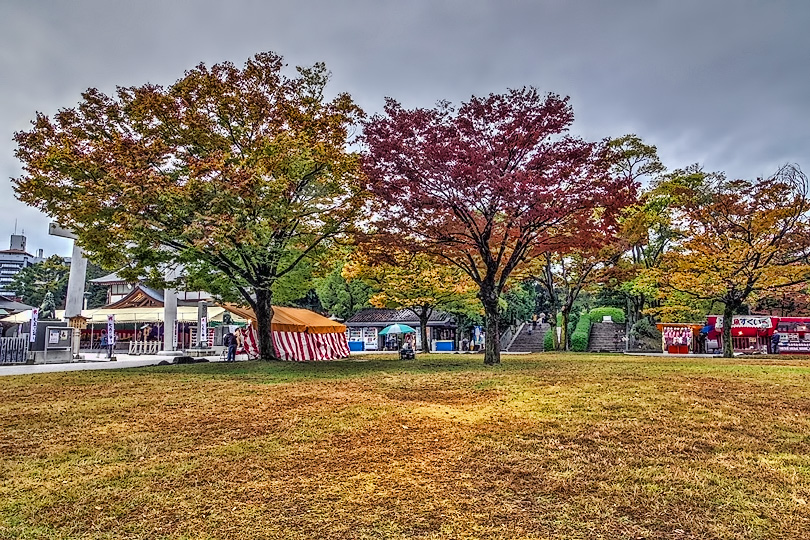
[378,323,417,335]
[379,323,417,359]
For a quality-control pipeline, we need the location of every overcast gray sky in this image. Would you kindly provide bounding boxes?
[1,0,808,258]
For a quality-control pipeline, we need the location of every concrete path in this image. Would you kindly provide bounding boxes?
[0,351,233,376]
[1,349,523,376]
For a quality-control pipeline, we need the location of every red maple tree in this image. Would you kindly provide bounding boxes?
[362,88,635,364]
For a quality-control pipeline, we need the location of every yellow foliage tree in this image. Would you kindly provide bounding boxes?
[344,250,478,350]
[658,164,810,357]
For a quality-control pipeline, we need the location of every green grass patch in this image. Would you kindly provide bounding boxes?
[1,353,809,538]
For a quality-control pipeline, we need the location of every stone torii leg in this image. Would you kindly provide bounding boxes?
[49,223,87,359]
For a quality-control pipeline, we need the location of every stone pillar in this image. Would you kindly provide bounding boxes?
[197,301,208,349]
[50,224,88,359]
[64,241,87,318]
[163,288,177,352]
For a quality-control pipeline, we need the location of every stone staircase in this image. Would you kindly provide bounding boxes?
[507,322,550,353]
[587,322,626,352]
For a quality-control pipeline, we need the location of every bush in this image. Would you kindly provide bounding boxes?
[588,307,625,324]
[631,318,660,339]
[544,327,555,351]
[570,314,592,352]
[629,317,662,351]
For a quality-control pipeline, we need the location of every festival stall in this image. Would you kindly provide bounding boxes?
[705,315,777,354]
[658,315,810,355]
[0,306,238,350]
[656,323,704,354]
[773,317,810,354]
[221,305,350,361]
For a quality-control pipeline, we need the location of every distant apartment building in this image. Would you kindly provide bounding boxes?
[0,234,44,297]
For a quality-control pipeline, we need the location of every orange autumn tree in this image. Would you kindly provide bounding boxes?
[658,164,810,357]
[344,249,478,350]
[13,53,364,361]
[753,284,810,317]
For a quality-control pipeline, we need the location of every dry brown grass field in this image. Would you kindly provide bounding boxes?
[1,353,809,539]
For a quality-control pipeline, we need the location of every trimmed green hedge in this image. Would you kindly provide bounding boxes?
[570,314,592,352]
[588,307,625,324]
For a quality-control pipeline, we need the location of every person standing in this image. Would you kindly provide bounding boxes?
[223,330,237,362]
[100,330,112,359]
[234,328,244,352]
[771,330,781,354]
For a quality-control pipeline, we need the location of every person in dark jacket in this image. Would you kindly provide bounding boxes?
[223,331,237,362]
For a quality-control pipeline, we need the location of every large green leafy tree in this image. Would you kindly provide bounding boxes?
[604,135,667,342]
[10,256,69,308]
[315,261,376,321]
[13,52,365,360]
[11,257,109,310]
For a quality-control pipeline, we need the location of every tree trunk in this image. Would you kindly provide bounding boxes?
[721,301,737,359]
[480,284,501,365]
[548,308,560,350]
[559,308,571,351]
[419,313,430,352]
[253,288,278,361]
[626,295,638,350]
[539,257,559,351]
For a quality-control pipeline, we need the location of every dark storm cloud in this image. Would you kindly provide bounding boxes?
[2,0,808,256]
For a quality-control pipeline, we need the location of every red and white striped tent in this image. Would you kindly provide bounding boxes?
[223,304,350,362]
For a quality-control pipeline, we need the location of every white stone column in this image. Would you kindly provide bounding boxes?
[50,223,87,359]
[65,241,87,318]
[163,287,177,351]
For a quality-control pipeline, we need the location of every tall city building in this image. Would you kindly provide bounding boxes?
[0,234,44,297]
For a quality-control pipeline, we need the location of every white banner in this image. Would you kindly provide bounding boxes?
[199,316,208,347]
[107,314,115,345]
[30,308,39,343]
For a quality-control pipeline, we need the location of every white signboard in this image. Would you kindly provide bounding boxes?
[733,316,771,328]
[30,308,39,343]
[107,315,116,345]
[715,316,771,330]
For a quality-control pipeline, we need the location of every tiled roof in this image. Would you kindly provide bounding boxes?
[91,272,127,284]
[346,308,399,323]
[139,285,165,303]
[104,283,204,308]
[345,308,455,326]
[0,296,34,313]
